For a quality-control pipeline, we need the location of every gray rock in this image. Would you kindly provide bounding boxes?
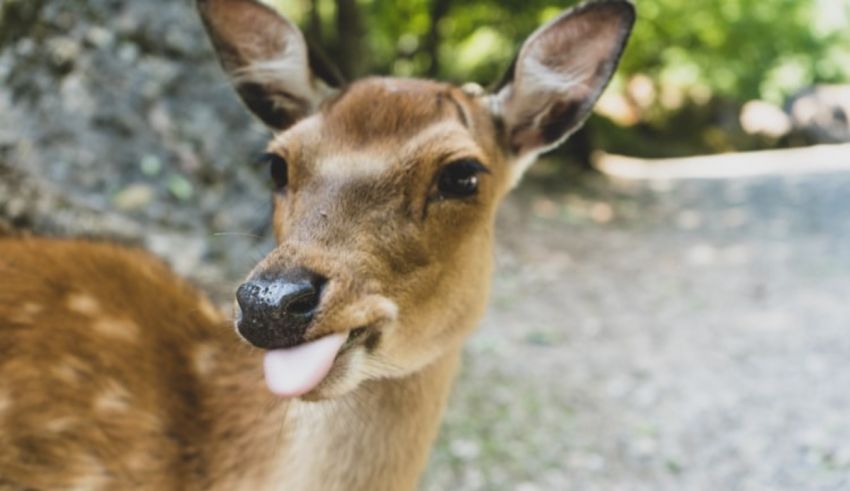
[0,0,270,239]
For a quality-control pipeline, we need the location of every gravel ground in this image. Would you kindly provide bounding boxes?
[423,161,850,491]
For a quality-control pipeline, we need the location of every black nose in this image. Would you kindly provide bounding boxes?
[235,268,325,349]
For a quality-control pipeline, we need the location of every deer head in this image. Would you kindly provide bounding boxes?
[197,0,634,400]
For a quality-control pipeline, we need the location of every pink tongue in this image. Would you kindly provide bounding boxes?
[263,333,347,397]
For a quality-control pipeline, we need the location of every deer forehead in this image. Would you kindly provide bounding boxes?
[297,121,485,182]
[273,78,492,181]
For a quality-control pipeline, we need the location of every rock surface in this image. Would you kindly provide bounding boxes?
[0,0,274,289]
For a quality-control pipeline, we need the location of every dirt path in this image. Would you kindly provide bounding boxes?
[424,155,850,490]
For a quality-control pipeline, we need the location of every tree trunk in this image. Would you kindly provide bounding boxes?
[334,0,365,79]
[425,0,451,78]
[303,0,323,47]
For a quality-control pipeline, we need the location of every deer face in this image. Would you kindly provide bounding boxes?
[197,0,634,399]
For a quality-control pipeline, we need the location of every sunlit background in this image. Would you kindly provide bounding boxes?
[1,0,849,489]
[268,0,850,159]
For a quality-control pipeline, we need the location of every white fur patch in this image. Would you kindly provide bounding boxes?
[93,379,133,413]
[192,343,218,377]
[45,417,75,433]
[52,357,86,383]
[66,293,101,316]
[316,151,394,181]
[91,316,139,341]
[69,454,110,491]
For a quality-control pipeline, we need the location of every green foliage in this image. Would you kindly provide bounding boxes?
[365,0,565,83]
[267,0,850,158]
[273,0,850,104]
[365,0,434,76]
[622,0,850,103]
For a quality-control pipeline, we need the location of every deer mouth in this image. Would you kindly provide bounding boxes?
[261,293,396,398]
[343,326,381,352]
[263,332,347,398]
[262,326,380,398]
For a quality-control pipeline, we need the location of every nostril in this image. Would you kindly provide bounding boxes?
[282,273,324,315]
[286,292,319,315]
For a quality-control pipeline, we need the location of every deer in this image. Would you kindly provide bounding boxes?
[0,1,634,489]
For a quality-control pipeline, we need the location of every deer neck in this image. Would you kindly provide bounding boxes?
[202,344,462,491]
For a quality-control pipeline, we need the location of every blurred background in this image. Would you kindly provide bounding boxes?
[1,0,849,489]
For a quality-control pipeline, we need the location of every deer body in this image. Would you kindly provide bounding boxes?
[0,238,459,491]
[0,1,633,489]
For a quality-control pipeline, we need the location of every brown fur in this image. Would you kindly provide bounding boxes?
[0,237,458,491]
[0,1,634,489]
[0,238,228,490]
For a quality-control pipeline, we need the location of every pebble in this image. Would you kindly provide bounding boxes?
[112,183,155,211]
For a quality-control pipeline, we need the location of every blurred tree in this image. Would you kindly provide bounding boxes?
[275,0,850,98]
[334,0,366,78]
[423,0,450,77]
[622,0,850,104]
[271,0,850,160]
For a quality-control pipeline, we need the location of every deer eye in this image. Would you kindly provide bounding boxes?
[259,153,288,191]
[436,159,488,199]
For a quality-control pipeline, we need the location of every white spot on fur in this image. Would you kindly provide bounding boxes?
[315,120,483,182]
[93,379,132,413]
[69,454,110,491]
[10,302,42,324]
[192,343,218,377]
[91,316,139,341]
[317,151,393,181]
[52,357,86,383]
[45,417,75,433]
[66,293,101,316]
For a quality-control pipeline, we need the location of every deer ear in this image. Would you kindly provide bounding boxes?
[197,0,344,131]
[488,0,635,180]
